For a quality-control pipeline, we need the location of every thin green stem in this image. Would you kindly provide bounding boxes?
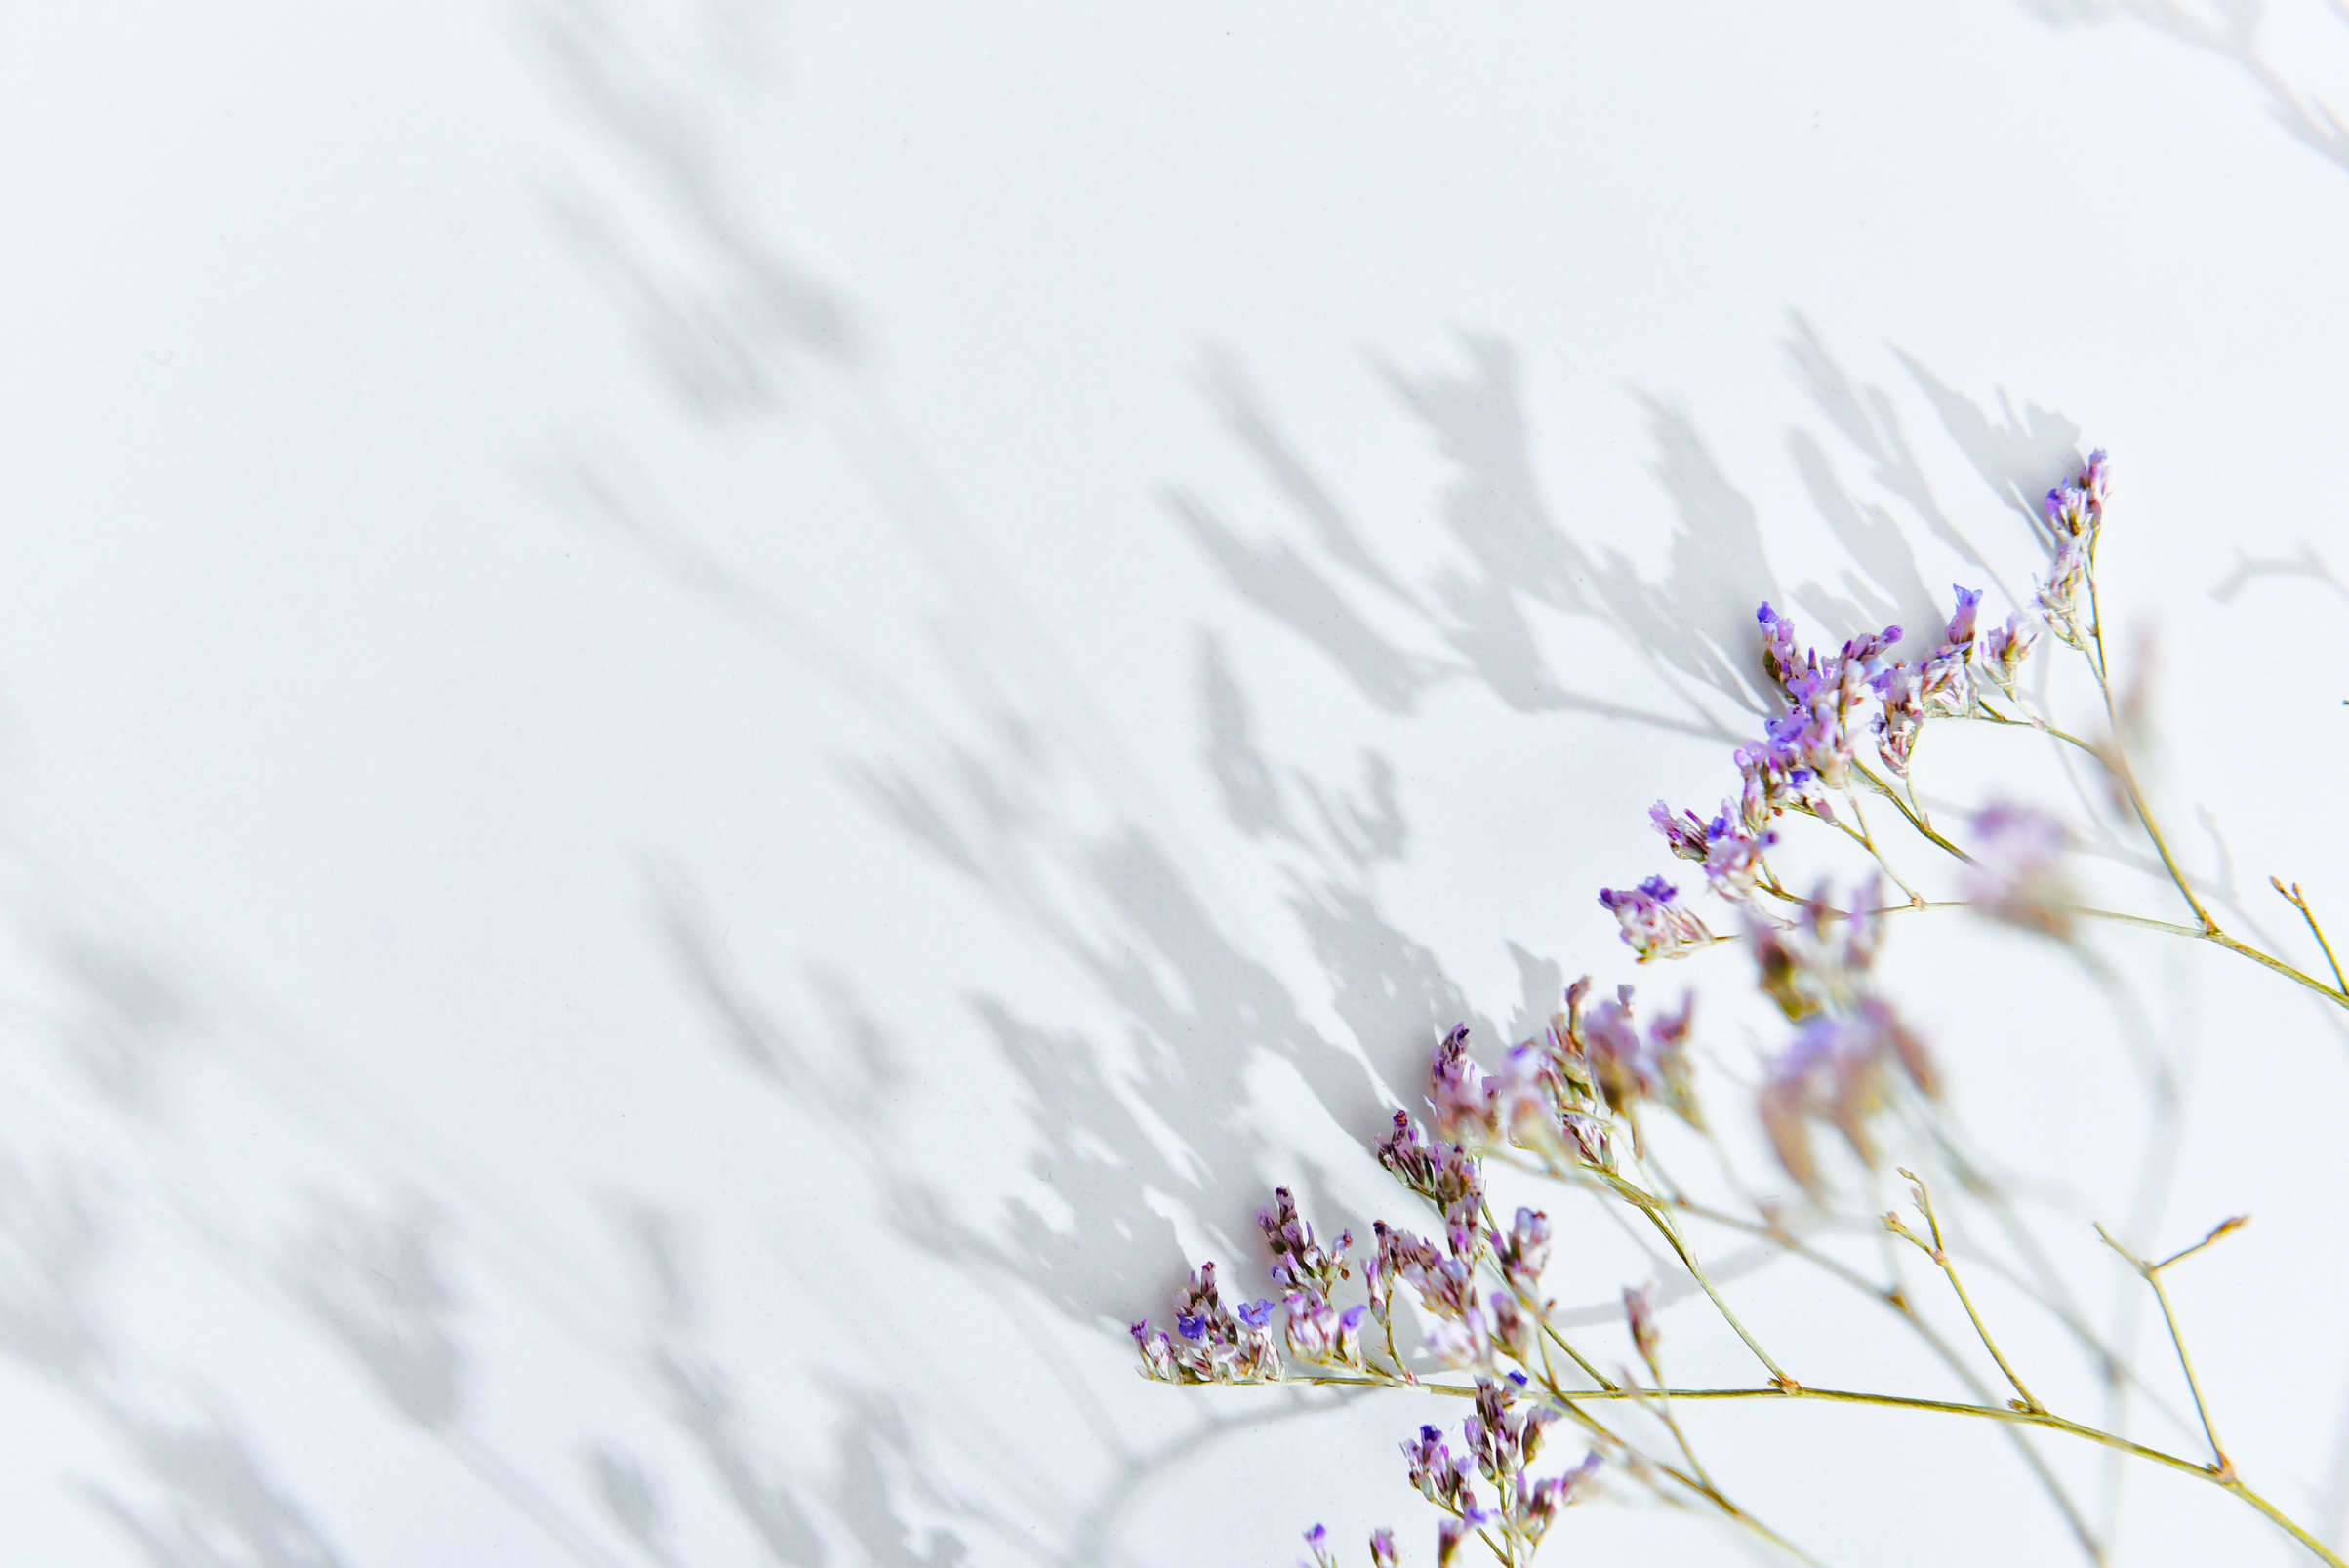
[1888,1170,2044,1413]
[1617,1182,1795,1389]
[1281,1375,2340,1565]
[2273,878,2349,997]
[1843,784,1924,903]
[1852,759,1979,864]
[2097,1220,2248,1479]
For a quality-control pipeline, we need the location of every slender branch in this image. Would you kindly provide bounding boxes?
[1843,784,1924,904]
[1852,759,1979,864]
[2273,878,2349,997]
[1598,1171,1796,1389]
[1885,1170,2044,1413]
[2096,1218,2249,1479]
[1276,1375,2342,1565]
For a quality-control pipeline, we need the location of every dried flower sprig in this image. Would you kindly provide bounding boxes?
[1136,448,2349,1564]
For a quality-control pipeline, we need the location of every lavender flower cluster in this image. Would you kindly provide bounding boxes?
[1131,450,2349,1563]
[1600,452,2121,963]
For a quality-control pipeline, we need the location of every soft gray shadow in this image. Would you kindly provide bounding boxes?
[286,1197,466,1430]
[1180,342,1772,738]
[530,0,855,417]
[2211,541,2349,604]
[2013,0,2349,180]
[89,1417,348,1568]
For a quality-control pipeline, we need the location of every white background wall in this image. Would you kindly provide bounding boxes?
[4,2,2349,1564]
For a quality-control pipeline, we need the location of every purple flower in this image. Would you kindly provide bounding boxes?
[1757,600,1804,691]
[1369,1528,1399,1568]
[2045,451,2107,543]
[1260,1186,1353,1303]
[1404,1424,1474,1510]
[1131,1320,1178,1382]
[1426,1024,1500,1145]
[1142,1261,1285,1383]
[1701,811,1779,903]
[1981,612,2039,695]
[1650,799,1713,862]
[1283,1293,1369,1370]
[1496,1207,1552,1303]
[1654,799,1779,902]
[1872,660,1924,776]
[1376,1110,1486,1249]
[1598,876,1714,960]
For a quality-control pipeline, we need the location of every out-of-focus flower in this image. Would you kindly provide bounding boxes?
[1518,1451,1603,1543]
[1579,985,1701,1130]
[1302,1523,1339,1568]
[1599,876,1714,960]
[1758,996,1935,1195]
[2038,539,2091,648]
[1623,1282,1661,1374]
[1745,879,1888,1022]
[1964,802,2072,938]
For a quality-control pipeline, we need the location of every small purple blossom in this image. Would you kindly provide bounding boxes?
[1650,799,1712,862]
[1655,799,1780,903]
[1134,1261,1285,1384]
[1758,600,1803,691]
[1302,1522,1338,1568]
[1369,1528,1398,1568]
[1915,584,1984,718]
[1285,1293,1369,1369]
[1599,875,1714,960]
[1261,1186,1353,1303]
[1426,1025,1500,1146]
[1496,1207,1552,1305]
[1981,612,2039,695]
[1376,1109,1486,1251]
[2045,450,2108,544]
[1405,1424,1476,1512]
